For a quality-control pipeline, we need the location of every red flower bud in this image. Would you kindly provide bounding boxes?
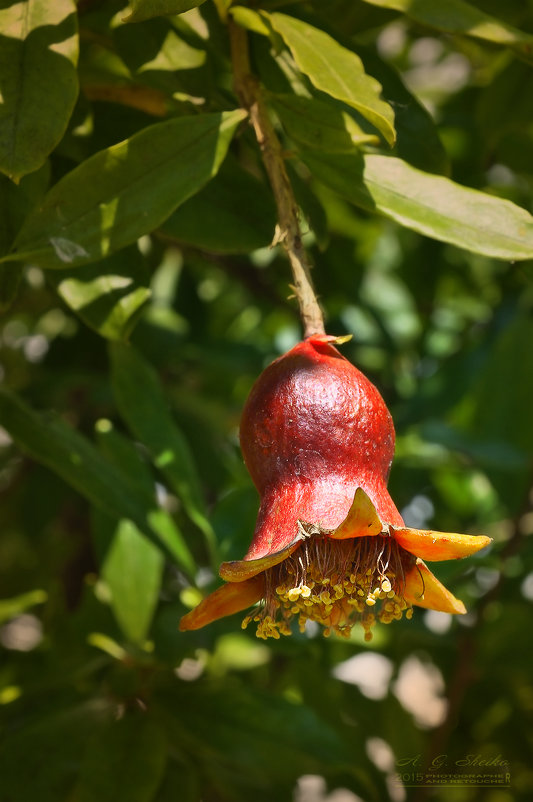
[181,335,491,640]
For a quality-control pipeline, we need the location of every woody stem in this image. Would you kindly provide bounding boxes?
[228,20,325,338]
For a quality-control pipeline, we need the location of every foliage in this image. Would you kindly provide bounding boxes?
[1,1,533,801]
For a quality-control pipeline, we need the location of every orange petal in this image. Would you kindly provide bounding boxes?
[179,574,265,631]
[403,559,466,614]
[392,527,492,562]
[219,534,305,582]
[330,487,382,540]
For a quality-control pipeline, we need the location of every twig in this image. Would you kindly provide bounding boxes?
[228,20,325,338]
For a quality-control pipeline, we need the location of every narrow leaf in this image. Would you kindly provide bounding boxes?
[110,342,218,564]
[0,0,79,181]
[124,0,208,24]
[79,714,167,802]
[102,520,164,644]
[7,110,246,270]
[0,589,47,625]
[267,13,396,145]
[271,93,379,152]
[301,151,533,260]
[0,389,196,578]
[361,0,533,65]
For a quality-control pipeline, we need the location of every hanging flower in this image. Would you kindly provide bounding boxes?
[180,335,491,640]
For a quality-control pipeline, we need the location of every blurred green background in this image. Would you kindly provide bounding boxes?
[1,1,532,801]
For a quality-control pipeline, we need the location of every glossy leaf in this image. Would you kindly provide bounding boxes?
[78,713,167,802]
[7,110,246,270]
[271,93,379,152]
[102,520,164,644]
[47,247,151,341]
[110,342,218,563]
[161,157,276,253]
[267,13,396,145]
[124,0,208,24]
[360,0,533,64]
[0,0,79,182]
[0,389,196,578]
[301,151,533,260]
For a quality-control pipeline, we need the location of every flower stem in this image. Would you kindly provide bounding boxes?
[228,20,325,338]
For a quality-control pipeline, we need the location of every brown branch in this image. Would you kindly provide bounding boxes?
[228,20,325,338]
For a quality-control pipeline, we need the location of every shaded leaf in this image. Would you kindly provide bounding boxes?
[7,110,246,269]
[124,0,208,24]
[0,0,79,182]
[360,0,533,65]
[47,246,151,341]
[267,12,396,145]
[0,389,196,578]
[355,45,449,174]
[301,150,533,260]
[78,713,167,802]
[110,342,218,564]
[161,157,276,253]
[0,701,110,802]
[271,93,379,152]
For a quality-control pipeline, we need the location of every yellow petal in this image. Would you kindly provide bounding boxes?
[403,559,466,614]
[179,574,265,631]
[330,487,382,540]
[392,527,492,562]
[219,535,305,582]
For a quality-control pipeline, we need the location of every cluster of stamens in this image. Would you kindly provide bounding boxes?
[242,526,414,641]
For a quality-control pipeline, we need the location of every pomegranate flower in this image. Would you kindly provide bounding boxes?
[180,335,491,640]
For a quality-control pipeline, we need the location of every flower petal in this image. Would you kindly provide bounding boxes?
[403,559,466,614]
[179,574,265,631]
[392,527,492,562]
[330,487,382,540]
[219,534,305,582]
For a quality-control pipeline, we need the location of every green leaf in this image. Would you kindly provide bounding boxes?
[0,0,79,182]
[301,151,533,260]
[0,388,196,578]
[0,701,110,802]
[124,0,208,24]
[102,520,164,644]
[78,713,167,802]
[267,12,396,146]
[360,0,533,65]
[271,93,379,152]
[161,157,276,253]
[47,246,151,341]
[0,588,48,624]
[110,342,218,564]
[7,110,246,269]
[355,45,449,175]
[94,422,164,644]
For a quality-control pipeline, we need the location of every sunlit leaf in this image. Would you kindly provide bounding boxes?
[0,0,79,182]
[271,93,379,152]
[267,12,396,145]
[302,150,533,259]
[102,520,164,644]
[6,110,246,269]
[47,246,151,341]
[124,0,208,24]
